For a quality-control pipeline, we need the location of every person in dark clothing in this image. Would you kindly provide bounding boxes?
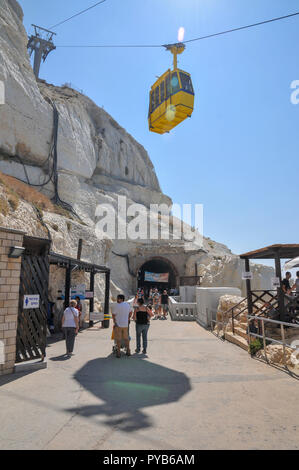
[133,299,154,354]
[282,272,292,294]
[161,290,169,319]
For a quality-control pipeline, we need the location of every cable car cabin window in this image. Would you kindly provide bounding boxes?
[150,91,155,113]
[171,72,180,94]
[160,81,165,103]
[154,86,160,109]
[180,72,194,94]
[165,75,171,99]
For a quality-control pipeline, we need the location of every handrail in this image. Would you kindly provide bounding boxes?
[247,315,299,376]
[247,315,299,328]
[216,297,247,335]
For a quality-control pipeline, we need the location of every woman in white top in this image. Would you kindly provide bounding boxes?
[62,299,79,357]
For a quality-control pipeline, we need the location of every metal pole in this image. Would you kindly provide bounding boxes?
[281,324,287,368]
[245,258,254,344]
[104,271,110,316]
[261,319,268,363]
[89,270,95,328]
[77,239,83,261]
[232,307,235,335]
[33,44,43,79]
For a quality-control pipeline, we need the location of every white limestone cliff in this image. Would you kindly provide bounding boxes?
[0,0,274,300]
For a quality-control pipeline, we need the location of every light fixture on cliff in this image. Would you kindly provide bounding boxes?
[27,25,56,79]
[8,246,25,259]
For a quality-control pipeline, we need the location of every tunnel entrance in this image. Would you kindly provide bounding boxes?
[137,257,178,293]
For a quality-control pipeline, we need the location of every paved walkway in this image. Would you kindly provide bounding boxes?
[0,320,298,450]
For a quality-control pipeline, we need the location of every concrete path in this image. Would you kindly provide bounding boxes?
[0,320,298,450]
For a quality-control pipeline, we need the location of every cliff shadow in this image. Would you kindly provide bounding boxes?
[65,355,191,432]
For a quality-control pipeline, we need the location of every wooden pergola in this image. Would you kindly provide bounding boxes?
[240,244,299,321]
[49,252,110,325]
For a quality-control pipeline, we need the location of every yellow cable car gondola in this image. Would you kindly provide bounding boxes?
[148,43,194,134]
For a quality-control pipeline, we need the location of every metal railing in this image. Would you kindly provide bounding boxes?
[248,315,299,376]
[230,290,278,335]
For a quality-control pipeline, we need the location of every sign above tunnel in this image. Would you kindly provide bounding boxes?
[144,272,169,283]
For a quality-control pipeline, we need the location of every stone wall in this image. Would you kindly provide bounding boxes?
[0,227,24,376]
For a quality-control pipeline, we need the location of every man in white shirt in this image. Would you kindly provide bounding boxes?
[112,295,132,358]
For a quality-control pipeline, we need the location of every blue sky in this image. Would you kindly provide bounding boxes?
[18,0,299,267]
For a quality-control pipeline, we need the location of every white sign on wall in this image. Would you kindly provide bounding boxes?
[271,277,281,289]
[242,272,253,280]
[90,312,104,322]
[23,295,40,309]
[71,284,86,298]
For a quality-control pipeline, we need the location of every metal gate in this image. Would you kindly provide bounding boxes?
[16,237,50,363]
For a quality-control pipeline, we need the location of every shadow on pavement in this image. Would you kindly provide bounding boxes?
[66,355,191,432]
[0,370,37,387]
[49,355,71,362]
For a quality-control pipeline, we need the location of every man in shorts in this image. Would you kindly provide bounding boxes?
[112,295,132,358]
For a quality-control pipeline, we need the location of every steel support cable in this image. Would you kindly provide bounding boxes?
[49,0,107,30]
[55,11,299,49]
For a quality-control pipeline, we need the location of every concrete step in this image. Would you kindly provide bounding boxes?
[14,358,47,374]
[233,326,248,340]
[225,331,249,351]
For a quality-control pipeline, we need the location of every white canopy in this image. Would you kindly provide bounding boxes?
[284,257,299,270]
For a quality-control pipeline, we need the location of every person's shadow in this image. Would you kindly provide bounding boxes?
[65,355,191,432]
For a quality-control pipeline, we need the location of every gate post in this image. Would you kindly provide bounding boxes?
[0,228,24,376]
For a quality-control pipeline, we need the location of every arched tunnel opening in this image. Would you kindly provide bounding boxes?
[137,257,178,293]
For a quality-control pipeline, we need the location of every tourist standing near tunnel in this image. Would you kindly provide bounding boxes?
[61,300,79,357]
[133,298,154,355]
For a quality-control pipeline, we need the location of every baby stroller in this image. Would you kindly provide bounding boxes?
[112,323,131,355]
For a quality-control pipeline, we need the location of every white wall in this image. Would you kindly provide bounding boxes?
[179,286,196,302]
[196,287,241,328]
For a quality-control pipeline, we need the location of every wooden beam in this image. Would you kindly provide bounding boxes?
[89,270,95,327]
[64,264,71,310]
[274,250,285,321]
[245,258,253,316]
[104,271,110,317]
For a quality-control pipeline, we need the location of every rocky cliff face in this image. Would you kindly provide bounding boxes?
[0,0,169,220]
[0,0,274,299]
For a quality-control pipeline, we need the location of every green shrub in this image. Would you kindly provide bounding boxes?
[249,339,263,356]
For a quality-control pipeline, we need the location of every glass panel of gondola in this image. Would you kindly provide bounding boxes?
[150,91,155,113]
[166,75,171,99]
[154,86,160,109]
[180,72,194,94]
[171,72,180,94]
[160,81,165,103]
